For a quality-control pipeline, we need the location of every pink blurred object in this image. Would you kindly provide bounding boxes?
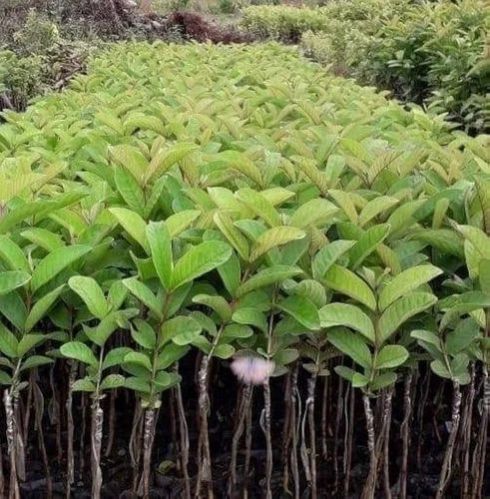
[231,356,275,385]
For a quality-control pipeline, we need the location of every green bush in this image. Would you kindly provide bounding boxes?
[0,41,489,497]
[243,1,489,133]
[356,0,490,134]
[0,51,43,110]
[241,0,409,42]
[13,9,60,55]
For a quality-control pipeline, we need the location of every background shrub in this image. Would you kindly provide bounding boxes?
[356,0,490,134]
[242,1,490,134]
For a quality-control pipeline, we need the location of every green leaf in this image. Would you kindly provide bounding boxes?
[100,374,125,391]
[72,377,96,392]
[410,329,442,349]
[328,329,372,369]
[213,212,250,261]
[334,365,368,387]
[250,226,305,261]
[124,352,152,371]
[218,253,241,297]
[166,210,201,238]
[0,323,19,358]
[290,198,338,229]
[21,228,64,252]
[109,207,149,253]
[221,324,254,340]
[312,240,355,280]
[0,371,12,385]
[479,259,490,295]
[154,371,181,391]
[31,245,91,292]
[60,341,98,367]
[19,355,53,372]
[131,320,157,349]
[25,285,64,332]
[156,344,189,370]
[446,319,479,356]
[349,224,390,269]
[278,295,320,330]
[123,278,163,319]
[192,294,232,322]
[125,376,151,393]
[108,144,147,182]
[108,281,128,311]
[370,372,397,391]
[114,166,146,215]
[375,345,409,369]
[378,264,442,311]
[146,143,197,182]
[430,359,452,379]
[232,307,267,333]
[236,265,302,298]
[17,334,46,357]
[146,221,173,290]
[68,276,108,320]
[440,291,490,330]
[274,348,299,366]
[0,236,29,272]
[214,344,235,359]
[324,265,376,311]
[170,241,232,290]
[0,292,27,331]
[319,303,375,342]
[0,271,31,295]
[378,292,437,343]
[161,316,202,346]
[102,347,133,370]
[236,188,281,227]
[87,310,134,347]
[359,196,399,227]
[218,151,263,188]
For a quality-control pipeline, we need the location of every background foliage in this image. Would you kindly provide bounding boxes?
[0,40,489,497]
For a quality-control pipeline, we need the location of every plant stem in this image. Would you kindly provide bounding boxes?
[333,371,344,493]
[33,381,52,498]
[104,390,116,458]
[321,374,328,461]
[49,365,63,461]
[435,381,461,499]
[281,372,292,494]
[471,364,489,497]
[307,370,318,498]
[229,384,251,496]
[343,381,355,498]
[4,389,20,499]
[91,347,105,499]
[399,372,413,499]
[460,364,475,498]
[361,393,376,499]
[174,364,191,499]
[138,408,157,498]
[129,402,143,492]
[262,298,275,499]
[79,391,87,481]
[289,366,300,499]
[90,399,104,499]
[243,387,253,499]
[262,378,273,499]
[195,324,225,499]
[66,360,77,497]
[382,388,393,499]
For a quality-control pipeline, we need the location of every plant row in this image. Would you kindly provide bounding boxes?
[241,0,490,135]
[0,41,489,497]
